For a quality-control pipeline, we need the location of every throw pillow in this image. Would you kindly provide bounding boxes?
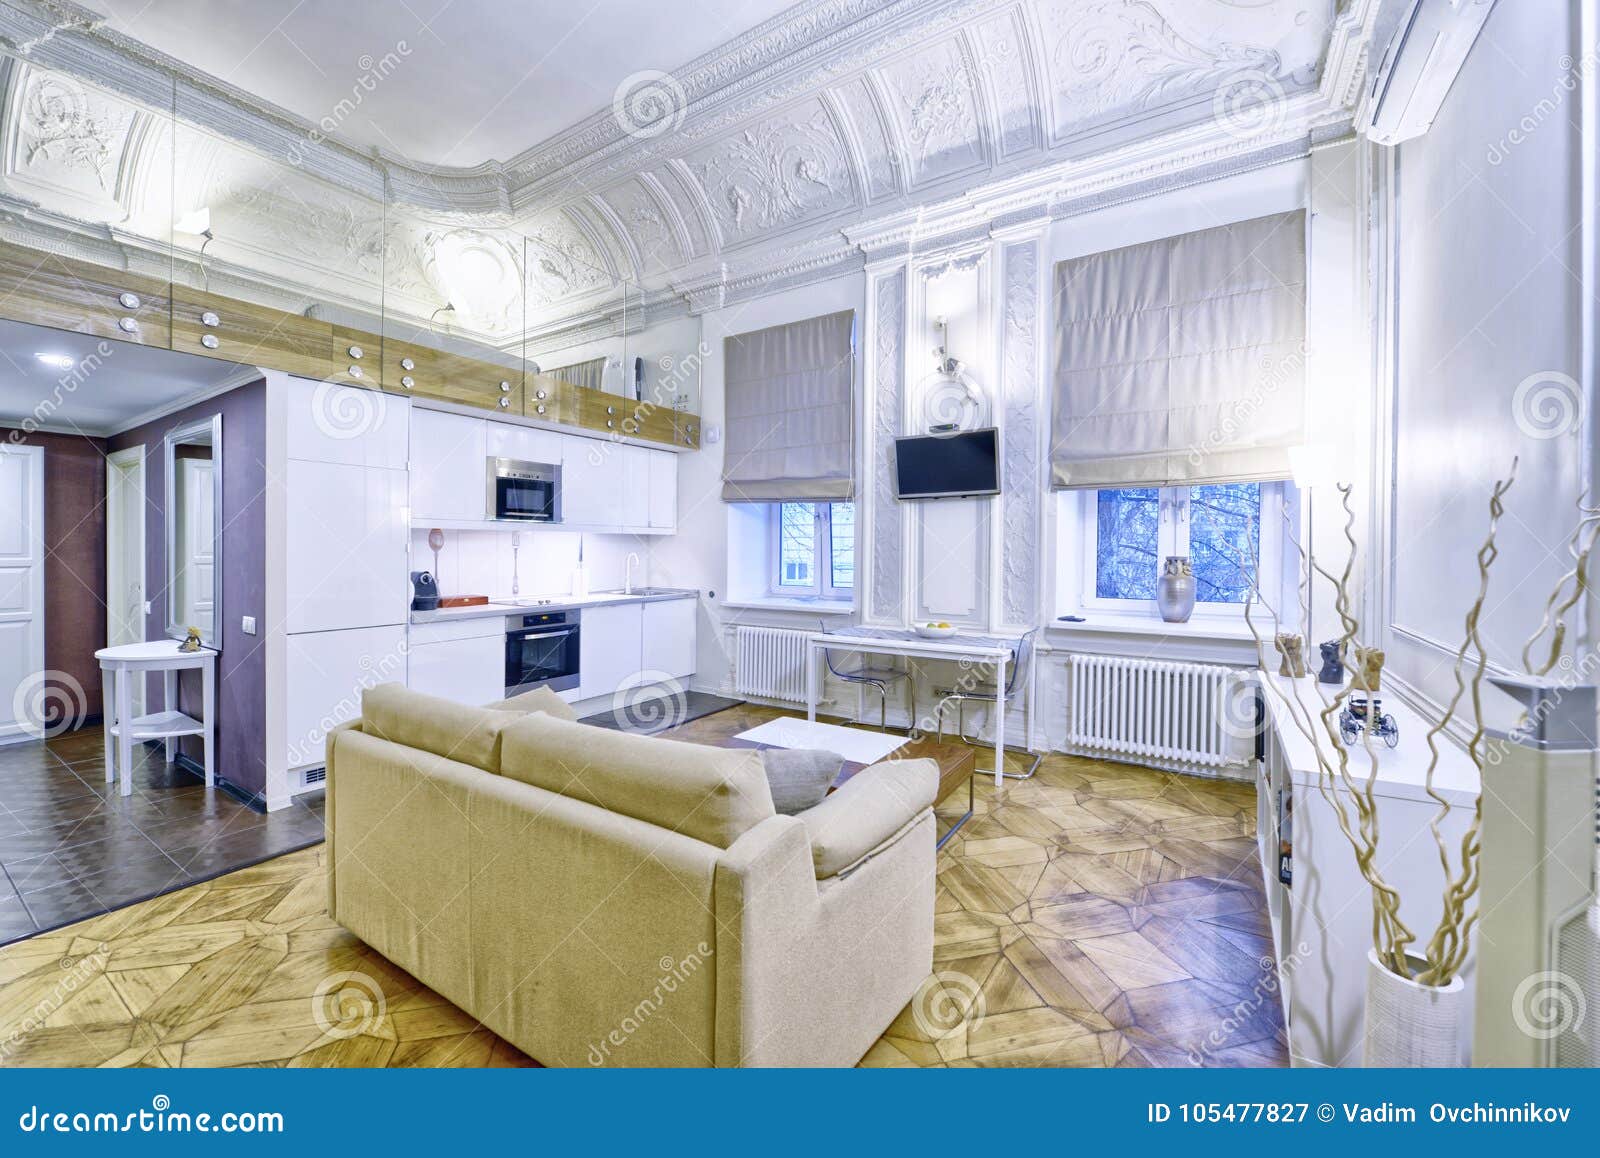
[484,684,579,722]
[762,747,843,815]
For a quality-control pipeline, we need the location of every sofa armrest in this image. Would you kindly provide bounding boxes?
[796,758,937,879]
[322,718,364,922]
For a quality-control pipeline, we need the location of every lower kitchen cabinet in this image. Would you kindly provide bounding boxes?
[642,598,696,681]
[286,624,407,771]
[578,602,643,702]
[408,618,505,706]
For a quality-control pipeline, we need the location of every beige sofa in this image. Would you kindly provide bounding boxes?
[325,683,937,1067]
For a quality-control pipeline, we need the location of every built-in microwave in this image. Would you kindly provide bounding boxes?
[505,609,580,696]
[488,457,560,522]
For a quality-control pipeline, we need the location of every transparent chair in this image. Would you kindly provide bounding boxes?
[819,620,915,731]
[932,627,1042,780]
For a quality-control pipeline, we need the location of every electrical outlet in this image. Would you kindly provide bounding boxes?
[241,616,257,635]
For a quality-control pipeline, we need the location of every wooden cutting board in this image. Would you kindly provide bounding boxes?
[437,595,489,608]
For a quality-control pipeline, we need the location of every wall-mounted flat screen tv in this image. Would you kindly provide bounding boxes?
[893,428,1000,500]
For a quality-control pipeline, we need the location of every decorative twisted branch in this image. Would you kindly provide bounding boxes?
[1519,492,1600,676]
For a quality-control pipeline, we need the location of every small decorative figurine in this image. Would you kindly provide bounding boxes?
[178,626,203,653]
[1274,633,1306,678]
[1340,695,1400,749]
[1353,645,1385,693]
[1317,639,1345,685]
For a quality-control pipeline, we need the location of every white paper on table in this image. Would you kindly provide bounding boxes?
[734,718,907,765]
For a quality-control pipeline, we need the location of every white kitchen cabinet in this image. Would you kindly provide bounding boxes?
[286,460,409,633]
[641,598,696,681]
[285,377,408,469]
[408,617,505,706]
[285,624,407,770]
[648,450,677,531]
[578,601,643,701]
[411,409,487,522]
[486,422,564,468]
[620,445,650,529]
[560,433,620,528]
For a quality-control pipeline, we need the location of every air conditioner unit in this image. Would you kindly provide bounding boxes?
[1475,678,1599,1066]
[1357,0,1498,146]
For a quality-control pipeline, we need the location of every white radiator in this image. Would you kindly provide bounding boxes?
[735,626,810,704]
[1068,655,1239,768]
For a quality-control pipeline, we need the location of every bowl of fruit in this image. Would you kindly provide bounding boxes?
[914,620,957,639]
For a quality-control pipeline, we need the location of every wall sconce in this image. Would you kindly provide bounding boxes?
[175,207,215,288]
[922,315,983,431]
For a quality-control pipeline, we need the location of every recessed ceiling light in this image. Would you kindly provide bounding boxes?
[34,352,75,369]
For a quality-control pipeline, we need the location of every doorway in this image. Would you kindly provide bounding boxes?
[106,446,146,715]
[0,443,45,743]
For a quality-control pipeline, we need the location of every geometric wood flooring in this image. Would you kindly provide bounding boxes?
[0,708,1285,1067]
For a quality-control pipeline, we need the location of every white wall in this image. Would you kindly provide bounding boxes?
[411,526,642,600]
[1382,0,1590,715]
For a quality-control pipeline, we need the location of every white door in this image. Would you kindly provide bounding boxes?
[177,457,215,634]
[106,448,146,715]
[0,445,46,742]
[619,445,650,529]
[560,433,618,528]
[407,635,505,705]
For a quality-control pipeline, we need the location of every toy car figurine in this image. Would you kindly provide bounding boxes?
[1339,695,1399,748]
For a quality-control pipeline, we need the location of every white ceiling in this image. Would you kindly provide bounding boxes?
[0,320,248,434]
[85,0,800,166]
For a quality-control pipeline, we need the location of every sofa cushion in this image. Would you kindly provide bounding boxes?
[361,683,515,775]
[500,713,775,849]
[762,748,842,815]
[483,684,579,721]
[798,758,938,878]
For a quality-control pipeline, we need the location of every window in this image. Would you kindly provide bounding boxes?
[1081,482,1281,615]
[771,502,854,599]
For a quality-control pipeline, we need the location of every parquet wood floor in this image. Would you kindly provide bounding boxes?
[0,707,1285,1068]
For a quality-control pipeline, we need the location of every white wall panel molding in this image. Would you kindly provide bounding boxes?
[998,232,1045,630]
[864,262,908,625]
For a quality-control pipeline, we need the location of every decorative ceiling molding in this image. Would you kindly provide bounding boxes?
[0,0,1385,347]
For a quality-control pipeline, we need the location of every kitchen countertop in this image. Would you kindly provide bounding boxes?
[409,587,697,624]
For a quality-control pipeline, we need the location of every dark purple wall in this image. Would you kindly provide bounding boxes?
[108,378,268,800]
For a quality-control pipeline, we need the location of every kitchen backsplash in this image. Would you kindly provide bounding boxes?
[411,528,645,599]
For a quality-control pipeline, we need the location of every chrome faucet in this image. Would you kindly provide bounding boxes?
[624,552,641,595]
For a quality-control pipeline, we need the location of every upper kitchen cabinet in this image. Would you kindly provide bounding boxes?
[382,213,524,413]
[0,53,175,348]
[168,79,388,384]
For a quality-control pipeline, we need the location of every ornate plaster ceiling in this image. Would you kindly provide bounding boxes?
[0,0,1380,349]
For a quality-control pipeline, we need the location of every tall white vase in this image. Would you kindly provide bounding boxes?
[1364,949,1465,1066]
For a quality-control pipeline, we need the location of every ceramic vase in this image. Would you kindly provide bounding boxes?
[1157,556,1195,623]
[1363,949,1464,1067]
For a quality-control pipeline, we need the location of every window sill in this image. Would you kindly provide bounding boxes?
[1047,615,1259,643]
[721,597,856,614]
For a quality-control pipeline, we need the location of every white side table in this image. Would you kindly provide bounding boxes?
[95,641,217,797]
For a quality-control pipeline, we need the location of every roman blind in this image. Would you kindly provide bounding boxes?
[1050,210,1307,489]
[544,357,606,392]
[721,309,855,502]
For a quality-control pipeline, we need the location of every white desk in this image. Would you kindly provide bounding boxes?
[806,628,1017,789]
[95,641,217,797]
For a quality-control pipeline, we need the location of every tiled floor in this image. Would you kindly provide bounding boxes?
[0,726,324,946]
[0,708,1285,1067]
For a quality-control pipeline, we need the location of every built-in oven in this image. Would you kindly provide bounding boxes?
[488,457,560,522]
[505,609,580,697]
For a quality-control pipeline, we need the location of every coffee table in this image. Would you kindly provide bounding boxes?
[708,728,975,849]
